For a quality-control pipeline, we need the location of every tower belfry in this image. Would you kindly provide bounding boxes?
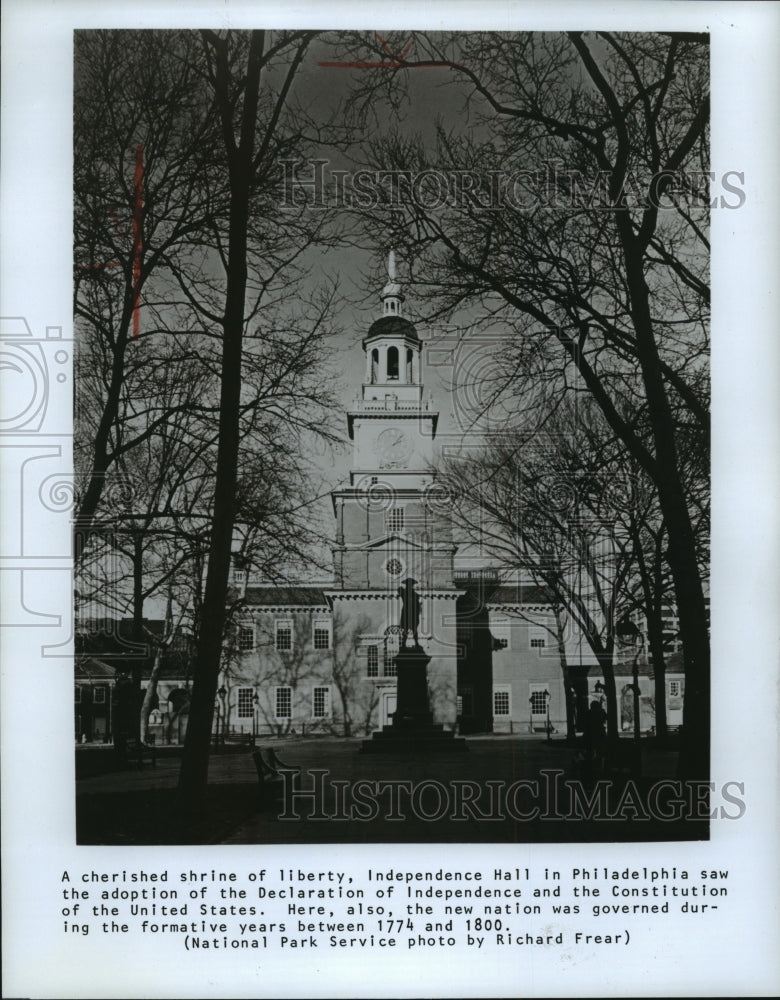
[347,253,435,482]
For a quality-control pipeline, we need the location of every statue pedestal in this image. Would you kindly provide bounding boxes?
[361,645,467,754]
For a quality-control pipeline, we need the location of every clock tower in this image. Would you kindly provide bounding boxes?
[329,253,461,732]
[346,250,438,485]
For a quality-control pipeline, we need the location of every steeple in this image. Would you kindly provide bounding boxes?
[380,249,404,317]
[348,252,437,447]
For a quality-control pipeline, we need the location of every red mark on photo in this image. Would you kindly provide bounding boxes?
[77,144,144,340]
[318,33,462,70]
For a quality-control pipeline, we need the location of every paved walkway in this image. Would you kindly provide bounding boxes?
[77,736,699,844]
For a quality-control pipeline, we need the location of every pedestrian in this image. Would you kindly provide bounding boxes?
[583,699,607,775]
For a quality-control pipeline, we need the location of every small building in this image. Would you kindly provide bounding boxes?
[74,656,115,743]
[75,619,193,744]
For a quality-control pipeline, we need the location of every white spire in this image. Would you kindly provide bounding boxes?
[380,250,403,317]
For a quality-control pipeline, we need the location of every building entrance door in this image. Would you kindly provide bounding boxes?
[380,689,397,728]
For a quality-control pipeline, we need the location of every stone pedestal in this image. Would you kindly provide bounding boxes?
[361,645,467,753]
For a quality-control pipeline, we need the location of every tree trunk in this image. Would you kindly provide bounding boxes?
[140,646,163,742]
[554,609,576,740]
[646,613,668,743]
[620,249,710,780]
[131,530,145,740]
[178,32,265,807]
[599,651,619,747]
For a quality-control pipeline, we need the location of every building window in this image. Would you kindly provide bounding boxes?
[383,649,397,677]
[529,689,548,715]
[238,625,255,651]
[669,680,680,698]
[387,345,399,379]
[75,686,81,704]
[275,686,292,719]
[371,348,379,383]
[312,687,330,718]
[491,616,511,650]
[385,557,403,576]
[275,619,293,651]
[493,686,511,717]
[530,637,546,649]
[366,645,379,677]
[237,687,254,718]
[313,619,331,650]
[386,508,405,532]
[93,686,106,704]
[406,347,414,381]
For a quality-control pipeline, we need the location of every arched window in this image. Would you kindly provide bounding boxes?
[387,346,399,380]
[371,348,379,383]
[406,348,414,382]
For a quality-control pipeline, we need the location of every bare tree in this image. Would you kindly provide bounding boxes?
[330,612,380,737]
[342,30,710,778]
[74,29,352,802]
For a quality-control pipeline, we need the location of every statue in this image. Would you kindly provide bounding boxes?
[398,578,420,648]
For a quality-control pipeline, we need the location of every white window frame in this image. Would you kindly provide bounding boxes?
[275,619,293,652]
[366,644,379,677]
[274,686,292,719]
[530,636,546,649]
[237,687,254,719]
[386,507,405,533]
[668,679,681,698]
[74,686,81,704]
[312,618,331,650]
[312,686,331,719]
[238,623,255,651]
[93,686,106,704]
[529,683,549,717]
[493,684,511,717]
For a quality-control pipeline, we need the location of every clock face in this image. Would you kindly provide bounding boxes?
[375,427,412,468]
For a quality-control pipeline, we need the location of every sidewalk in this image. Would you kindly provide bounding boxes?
[76,736,704,845]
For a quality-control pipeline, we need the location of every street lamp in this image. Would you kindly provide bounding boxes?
[544,689,552,743]
[616,617,643,776]
[218,685,227,745]
[252,691,259,746]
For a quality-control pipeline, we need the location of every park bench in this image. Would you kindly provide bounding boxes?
[251,747,300,807]
[124,737,157,769]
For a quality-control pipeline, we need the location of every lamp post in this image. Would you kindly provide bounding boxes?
[616,617,643,777]
[544,689,552,743]
[218,685,227,745]
[252,692,259,746]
